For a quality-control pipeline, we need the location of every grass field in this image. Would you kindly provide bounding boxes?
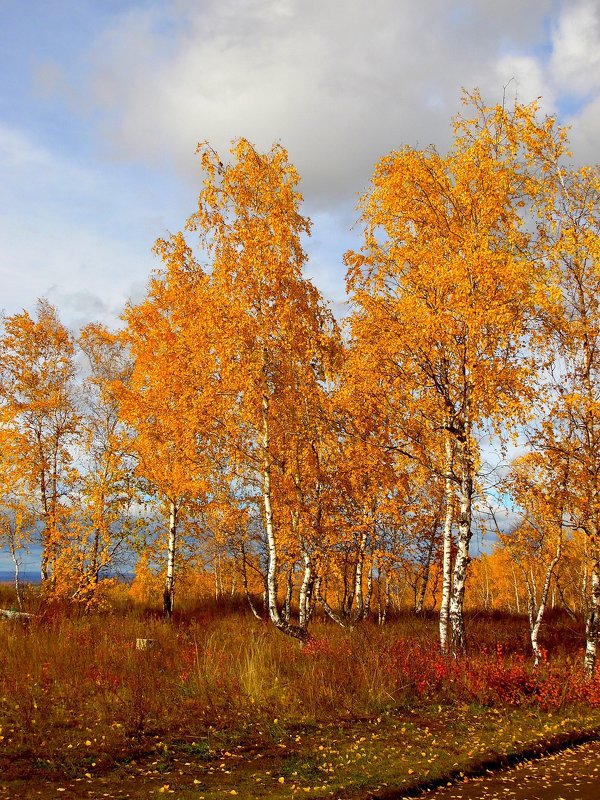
[1,587,599,798]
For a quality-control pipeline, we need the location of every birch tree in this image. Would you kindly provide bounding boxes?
[186,138,340,642]
[120,234,214,617]
[60,324,140,606]
[539,164,600,675]
[501,449,569,666]
[0,300,79,586]
[345,92,557,655]
[0,467,35,608]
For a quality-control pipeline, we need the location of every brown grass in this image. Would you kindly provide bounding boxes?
[0,585,598,797]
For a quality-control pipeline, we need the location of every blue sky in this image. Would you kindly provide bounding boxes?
[2,0,599,333]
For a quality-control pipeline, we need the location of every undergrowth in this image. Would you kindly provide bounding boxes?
[0,589,598,782]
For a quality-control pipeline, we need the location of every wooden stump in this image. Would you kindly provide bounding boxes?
[136,638,156,651]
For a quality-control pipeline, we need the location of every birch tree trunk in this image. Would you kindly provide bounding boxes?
[282,566,294,623]
[531,535,562,667]
[38,443,53,584]
[449,435,473,657]
[239,542,263,620]
[298,551,314,629]
[352,523,369,621]
[9,537,23,611]
[378,571,390,625]
[163,499,177,618]
[341,562,351,616]
[439,431,454,654]
[584,542,600,677]
[262,392,308,642]
[317,585,351,628]
[582,537,589,614]
[311,576,321,623]
[363,554,375,621]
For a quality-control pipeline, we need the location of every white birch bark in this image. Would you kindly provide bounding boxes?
[163,499,177,618]
[449,435,472,657]
[439,431,454,654]
[239,541,263,620]
[9,536,23,611]
[582,537,589,612]
[317,585,351,628]
[584,546,600,677]
[378,571,390,625]
[364,554,375,620]
[263,393,279,623]
[311,576,321,623]
[262,391,308,642]
[283,566,294,622]
[352,525,369,619]
[530,545,561,668]
[298,550,313,629]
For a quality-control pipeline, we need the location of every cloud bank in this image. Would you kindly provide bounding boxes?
[2,0,599,328]
[78,0,599,208]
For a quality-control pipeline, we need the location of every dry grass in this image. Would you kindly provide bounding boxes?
[0,586,598,797]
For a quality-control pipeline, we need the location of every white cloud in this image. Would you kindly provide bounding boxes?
[550,0,600,96]
[494,55,555,112]
[544,1,600,166]
[567,94,600,165]
[79,0,558,208]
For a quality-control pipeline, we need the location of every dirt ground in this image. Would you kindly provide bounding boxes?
[414,739,600,800]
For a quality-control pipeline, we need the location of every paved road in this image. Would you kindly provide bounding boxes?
[414,740,600,800]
